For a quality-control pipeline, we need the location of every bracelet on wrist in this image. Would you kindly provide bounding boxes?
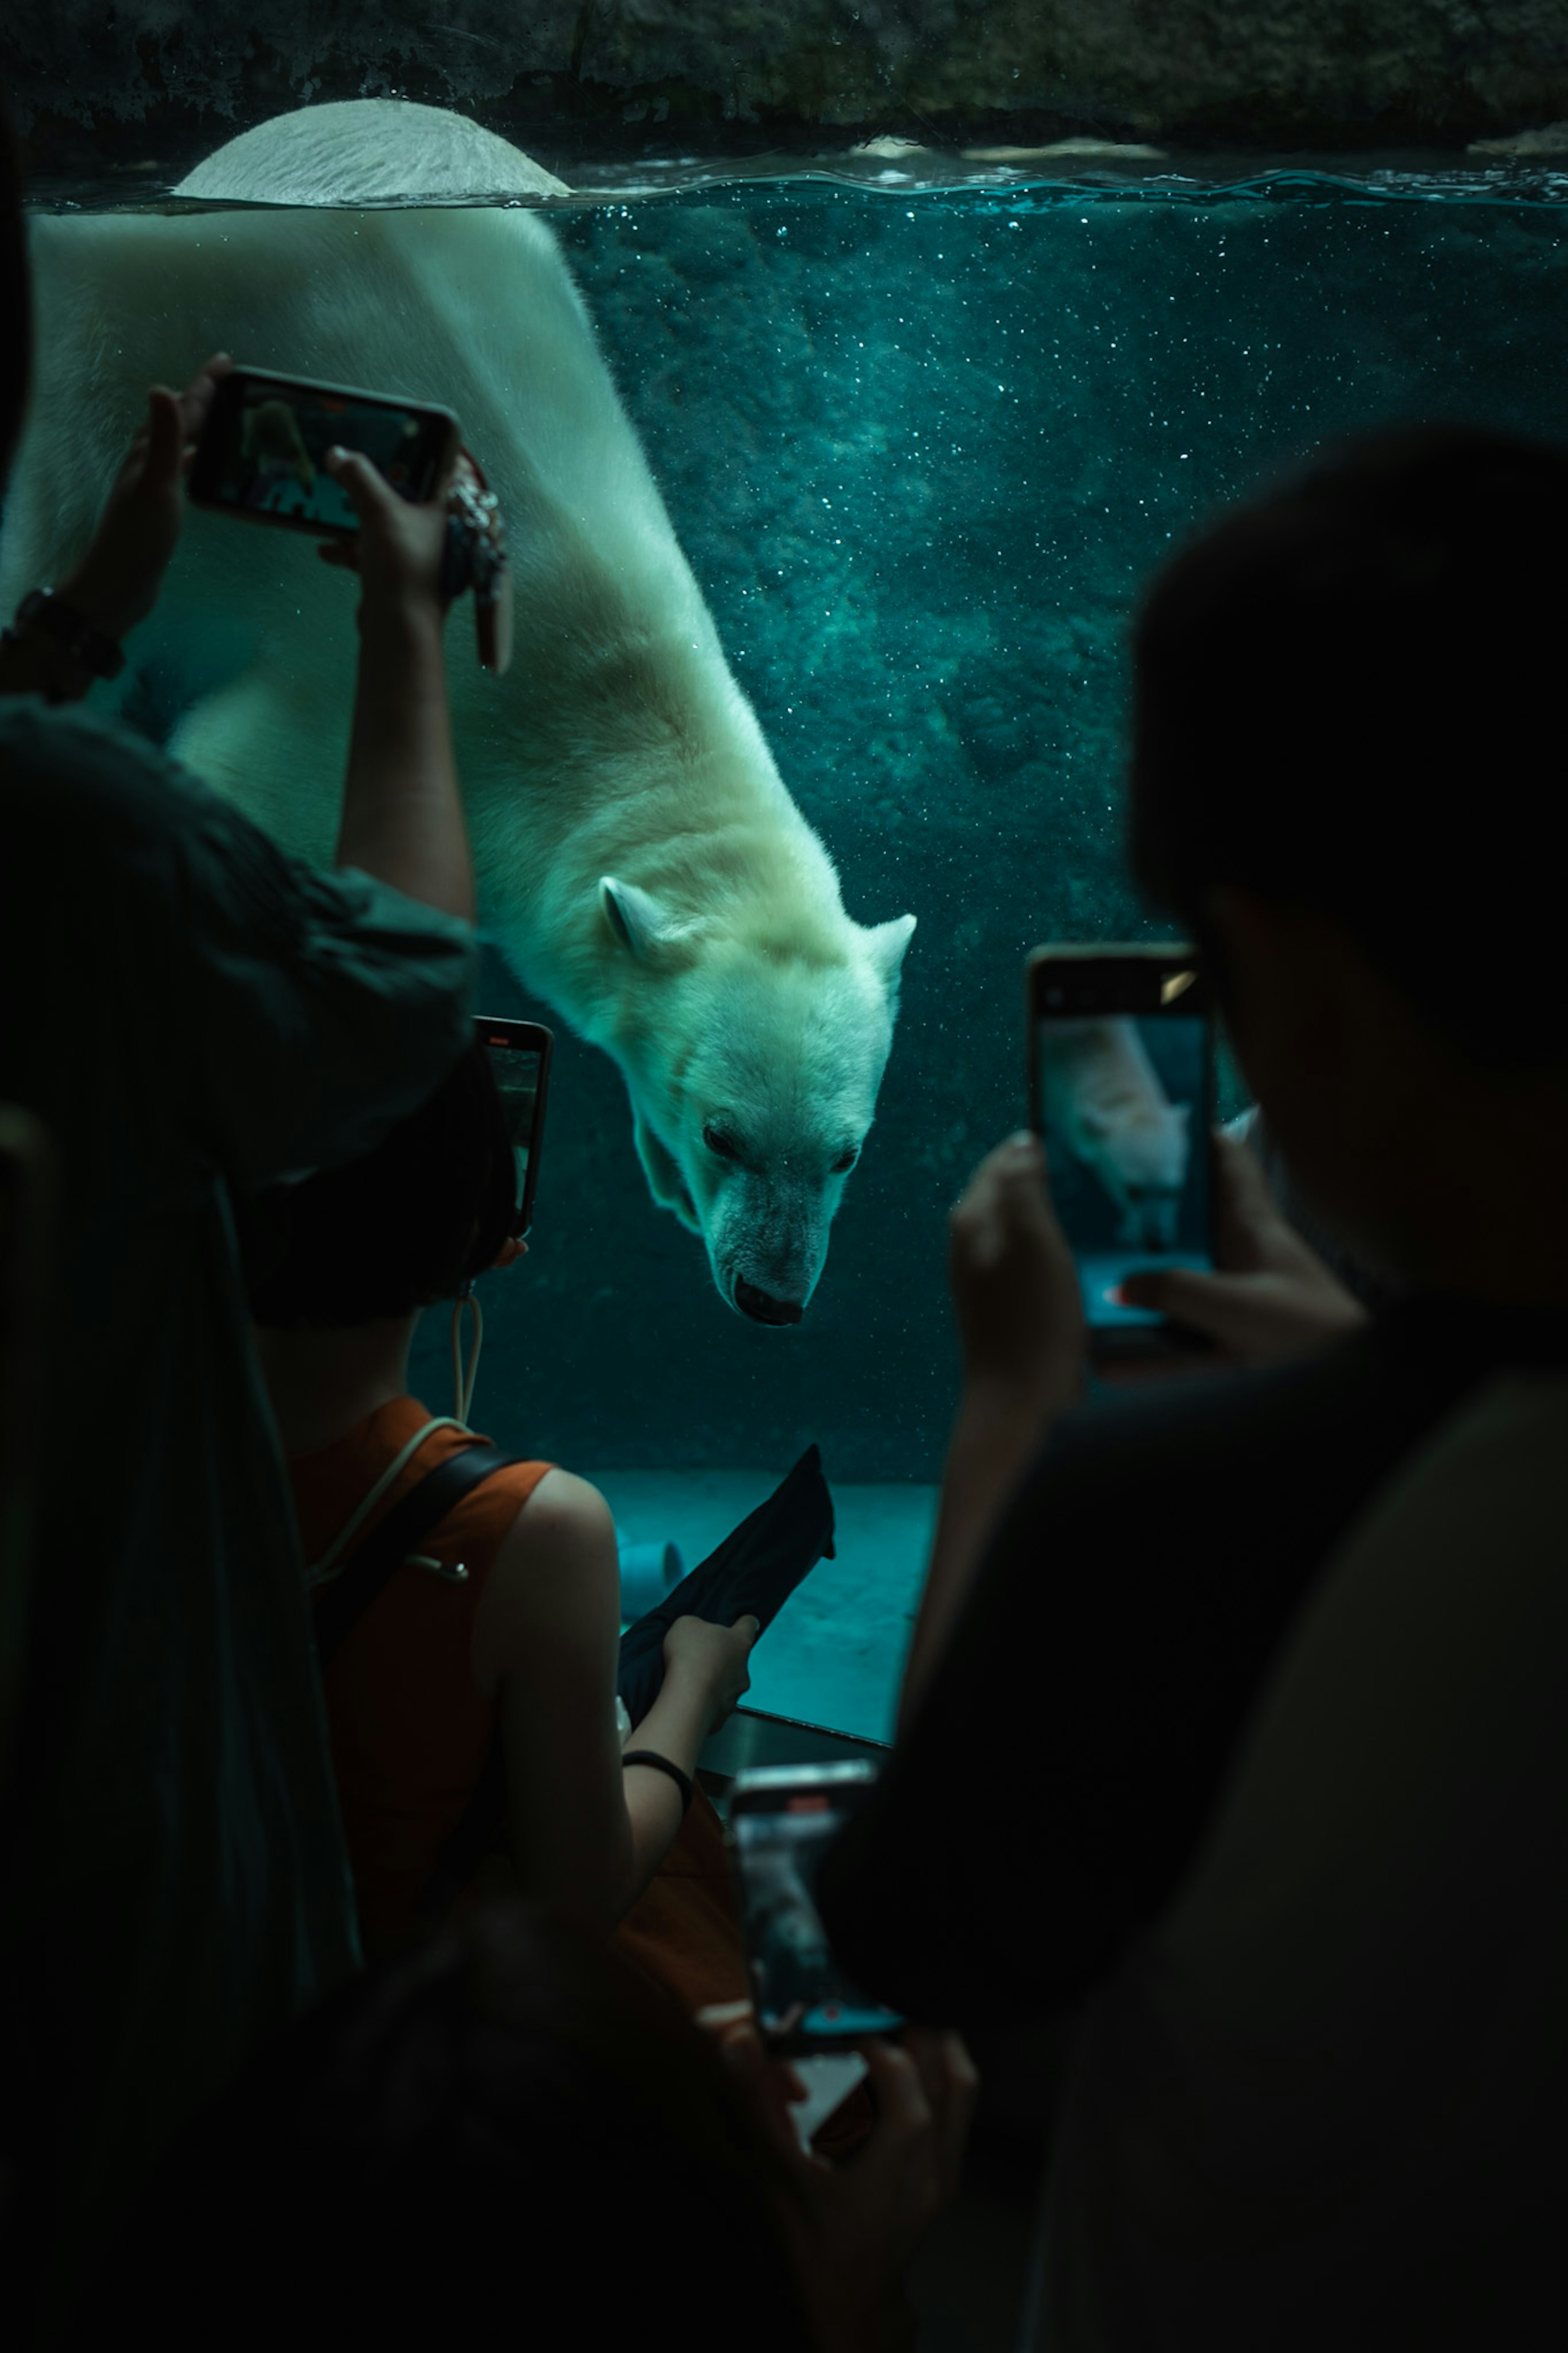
[2,587,127,698]
[621,1750,694,1818]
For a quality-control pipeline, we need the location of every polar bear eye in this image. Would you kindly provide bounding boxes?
[703,1123,742,1162]
[831,1146,859,1174]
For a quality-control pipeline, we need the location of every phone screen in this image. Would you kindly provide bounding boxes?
[477,1019,553,1238]
[730,1767,904,2052]
[193,369,455,533]
[1033,988,1214,1331]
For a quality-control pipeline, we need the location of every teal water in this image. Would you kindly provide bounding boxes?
[414,177,1568,1733]
[33,170,1568,1734]
[418,180,1568,1486]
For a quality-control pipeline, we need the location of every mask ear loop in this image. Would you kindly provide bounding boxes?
[450,1282,484,1425]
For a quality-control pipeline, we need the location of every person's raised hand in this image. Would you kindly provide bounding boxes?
[317,440,468,626]
[709,2017,978,2353]
[660,1611,760,1735]
[1118,1126,1368,1365]
[949,1131,1084,1415]
[60,351,233,642]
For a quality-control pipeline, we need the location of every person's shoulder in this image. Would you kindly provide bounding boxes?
[477,1469,619,1680]
[0,698,188,807]
[488,1468,617,1599]
[0,698,248,875]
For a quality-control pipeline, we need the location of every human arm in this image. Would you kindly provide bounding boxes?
[898,1131,1084,1737]
[1118,1127,1368,1363]
[705,2018,978,2353]
[475,1470,758,1930]
[318,447,473,923]
[0,354,232,701]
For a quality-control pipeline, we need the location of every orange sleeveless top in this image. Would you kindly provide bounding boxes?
[290,1396,760,2027]
[290,1396,552,1958]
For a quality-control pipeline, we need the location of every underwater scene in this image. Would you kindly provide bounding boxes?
[19,141,1568,1737]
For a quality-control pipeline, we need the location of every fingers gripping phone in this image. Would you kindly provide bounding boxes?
[477,1018,554,1238]
[1027,945,1216,1357]
[190,365,459,536]
[728,1764,904,2057]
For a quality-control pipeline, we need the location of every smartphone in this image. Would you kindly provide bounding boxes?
[728,1763,905,2056]
[477,1017,554,1239]
[190,365,459,537]
[1026,944,1216,1356]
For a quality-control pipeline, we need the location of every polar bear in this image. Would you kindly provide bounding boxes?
[1040,1017,1192,1251]
[0,100,915,1325]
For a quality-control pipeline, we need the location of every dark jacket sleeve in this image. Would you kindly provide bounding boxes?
[0,699,478,1186]
[815,1348,1393,2033]
[176,807,478,1185]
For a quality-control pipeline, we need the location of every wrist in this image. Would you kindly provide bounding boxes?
[357,584,448,647]
[660,1660,730,1740]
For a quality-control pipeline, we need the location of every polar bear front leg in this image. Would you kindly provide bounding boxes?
[169,662,353,870]
[633,1115,701,1233]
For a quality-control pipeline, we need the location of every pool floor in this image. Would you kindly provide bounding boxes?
[594,1471,936,1744]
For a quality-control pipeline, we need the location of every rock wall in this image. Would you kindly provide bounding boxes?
[7,2,1568,176]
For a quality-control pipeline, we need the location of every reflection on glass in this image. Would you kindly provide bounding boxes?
[215,383,432,529]
[734,1800,904,2041]
[487,1048,542,1227]
[1038,1013,1212,1327]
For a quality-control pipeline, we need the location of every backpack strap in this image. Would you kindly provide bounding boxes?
[311,1440,517,1669]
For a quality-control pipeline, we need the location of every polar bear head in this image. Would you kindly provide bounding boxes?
[599,879,915,1323]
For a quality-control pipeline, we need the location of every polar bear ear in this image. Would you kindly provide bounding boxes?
[864,913,916,984]
[600,877,689,961]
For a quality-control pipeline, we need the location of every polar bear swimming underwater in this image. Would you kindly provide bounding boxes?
[0,100,915,1325]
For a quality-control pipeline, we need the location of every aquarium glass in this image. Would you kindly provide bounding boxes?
[20,152,1568,1735]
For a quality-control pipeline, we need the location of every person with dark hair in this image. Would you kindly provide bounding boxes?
[816,425,1568,2318]
[56,1900,978,2353]
[236,1041,769,2029]
[0,96,489,2348]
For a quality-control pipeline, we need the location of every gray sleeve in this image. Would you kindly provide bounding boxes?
[0,701,478,1186]
[174,788,479,1185]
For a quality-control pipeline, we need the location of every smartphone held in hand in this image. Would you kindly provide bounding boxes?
[189,365,459,536]
[728,1763,904,2058]
[476,1017,554,1239]
[1026,943,1217,1361]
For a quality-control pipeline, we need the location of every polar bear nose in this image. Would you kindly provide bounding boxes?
[734,1278,804,1327]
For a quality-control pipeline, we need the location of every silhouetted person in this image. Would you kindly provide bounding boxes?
[819,429,1568,2318]
[0,97,481,2344]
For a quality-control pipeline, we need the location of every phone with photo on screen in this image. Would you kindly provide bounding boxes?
[476,1018,554,1238]
[189,365,459,538]
[1026,944,1216,1361]
[728,1764,905,2059]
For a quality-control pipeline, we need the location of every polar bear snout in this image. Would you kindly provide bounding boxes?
[733,1278,806,1327]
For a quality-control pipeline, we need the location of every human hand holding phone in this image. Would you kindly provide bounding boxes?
[61,351,234,643]
[1118,1127,1368,1364]
[948,1130,1085,1415]
[706,2012,978,2353]
[316,440,466,626]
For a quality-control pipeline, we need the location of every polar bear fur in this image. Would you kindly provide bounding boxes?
[1,100,915,1322]
[1041,1017,1191,1251]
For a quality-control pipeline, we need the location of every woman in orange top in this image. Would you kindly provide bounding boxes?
[236,1043,760,2004]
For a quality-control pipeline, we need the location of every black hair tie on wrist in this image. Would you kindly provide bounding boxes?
[621,1750,693,1818]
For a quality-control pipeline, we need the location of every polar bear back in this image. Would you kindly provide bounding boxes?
[174,98,571,208]
[2,103,855,1002]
